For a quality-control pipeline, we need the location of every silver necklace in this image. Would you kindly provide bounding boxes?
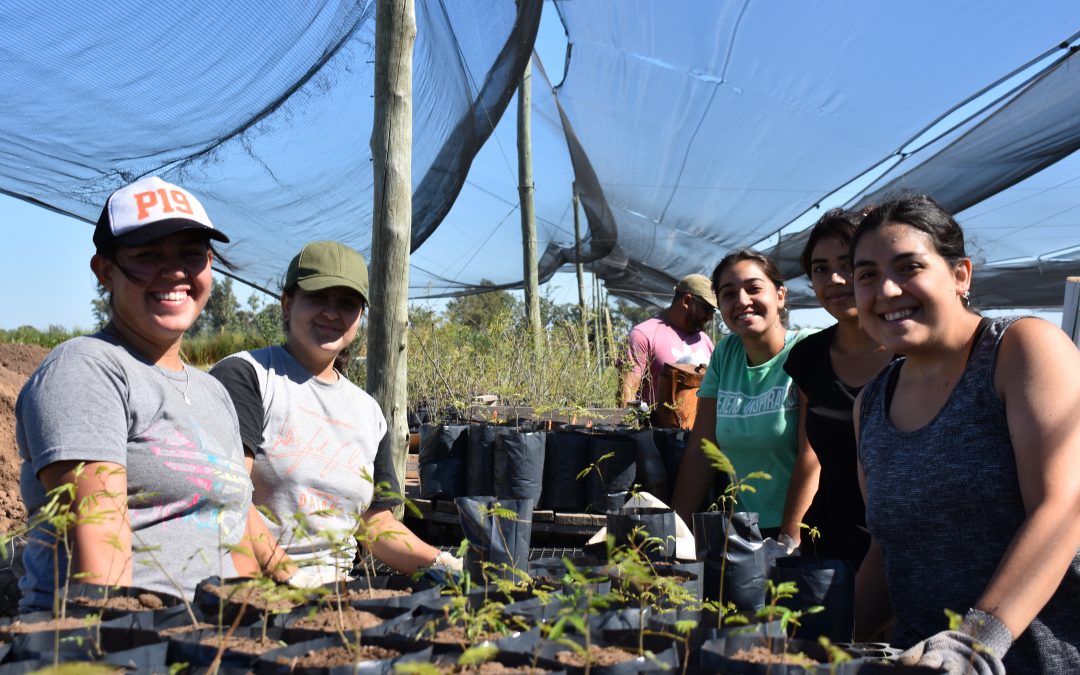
[155,364,191,406]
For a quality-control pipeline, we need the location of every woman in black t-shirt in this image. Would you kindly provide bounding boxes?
[775,209,892,567]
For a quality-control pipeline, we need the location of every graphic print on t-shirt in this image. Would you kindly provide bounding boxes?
[668,342,710,366]
[138,418,249,539]
[270,404,370,479]
[715,384,798,418]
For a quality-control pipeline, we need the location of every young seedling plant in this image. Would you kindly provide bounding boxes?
[2,463,142,664]
[699,438,770,629]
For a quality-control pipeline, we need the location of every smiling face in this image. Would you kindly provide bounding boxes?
[282,286,365,375]
[91,231,212,357]
[808,235,857,322]
[716,259,786,340]
[852,222,971,354]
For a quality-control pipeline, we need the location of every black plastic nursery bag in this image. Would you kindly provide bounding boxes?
[455,496,534,582]
[493,428,546,503]
[418,423,468,499]
[606,506,676,561]
[465,423,500,496]
[768,556,856,642]
[540,429,591,511]
[693,511,767,612]
[588,429,637,513]
[633,429,669,499]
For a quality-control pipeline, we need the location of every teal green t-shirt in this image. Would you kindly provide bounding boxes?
[697,329,816,528]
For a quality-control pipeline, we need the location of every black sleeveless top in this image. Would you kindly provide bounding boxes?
[783,325,871,566]
[858,316,1080,673]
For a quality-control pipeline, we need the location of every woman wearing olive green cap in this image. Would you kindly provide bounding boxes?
[211,241,459,585]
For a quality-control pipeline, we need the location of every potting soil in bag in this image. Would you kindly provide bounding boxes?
[493,428,546,503]
[606,507,676,561]
[633,429,668,499]
[693,511,767,612]
[587,430,637,513]
[418,423,468,499]
[465,423,500,496]
[540,429,590,511]
[455,496,534,582]
[768,556,855,642]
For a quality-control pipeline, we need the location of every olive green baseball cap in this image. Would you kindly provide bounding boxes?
[674,273,718,309]
[284,240,369,304]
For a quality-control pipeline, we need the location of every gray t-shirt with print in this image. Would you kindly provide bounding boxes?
[16,333,251,611]
[211,346,389,571]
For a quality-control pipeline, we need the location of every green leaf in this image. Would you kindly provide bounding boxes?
[458,644,499,666]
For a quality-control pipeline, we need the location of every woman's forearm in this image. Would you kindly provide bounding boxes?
[235,504,296,581]
[41,460,133,587]
[854,540,892,641]
[972,498,1080,637]
[779,394,820,541]
[779,449,820,542]
[360,508,440,574]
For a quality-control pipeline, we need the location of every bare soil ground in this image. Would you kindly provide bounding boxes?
[0,342,50,615]
[0,343,46,532]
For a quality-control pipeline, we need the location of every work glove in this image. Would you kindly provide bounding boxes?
[897,609,1012,675]
[431,550,464,572]
[287,564,353,589]
[761,533,799,566]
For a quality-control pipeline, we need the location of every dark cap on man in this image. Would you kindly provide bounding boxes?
[284,240,369,304]
[674,273,718,309]
[94,176,229,253]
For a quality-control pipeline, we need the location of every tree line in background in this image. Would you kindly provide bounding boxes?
[2,277,654,369]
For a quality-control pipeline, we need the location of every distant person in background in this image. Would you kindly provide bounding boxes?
[15,177,252,610]
[619,274,717,411]
[211,241,460,586]
[775,209,892,566]
[672,250,815,533]
[851,194,1080,673]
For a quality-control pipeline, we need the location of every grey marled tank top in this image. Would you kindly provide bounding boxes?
[858,316,1080,673]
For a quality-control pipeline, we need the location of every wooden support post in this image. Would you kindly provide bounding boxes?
[573,183,588,354]
[517,57,542,354]
[603,292,616,367]
[1064,277,1080,347]
[369,0,415,517]
[593,275,604,371]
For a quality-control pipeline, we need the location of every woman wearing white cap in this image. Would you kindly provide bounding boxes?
[15,177,252,610]
[212,241,459,586]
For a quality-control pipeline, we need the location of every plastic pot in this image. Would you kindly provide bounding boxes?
[418,423,469,499]
[456,496,534,583]
[540,429,591,512]
[693,511,767,612]
[606,507,676,562]
[493,428,546,503]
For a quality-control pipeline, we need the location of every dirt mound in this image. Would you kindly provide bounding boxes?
[0,342,49,533]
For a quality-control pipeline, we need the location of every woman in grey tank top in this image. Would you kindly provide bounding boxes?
[849,194,1080,674]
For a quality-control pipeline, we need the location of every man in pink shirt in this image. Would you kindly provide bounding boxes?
[620,274,717,408]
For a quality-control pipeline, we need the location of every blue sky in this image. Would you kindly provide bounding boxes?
[0,3,1065,332]
[0,3,577,331]
[1,197,99,330]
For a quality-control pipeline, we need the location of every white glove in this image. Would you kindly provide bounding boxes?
[761,533,799,566]
[287,564,353,588]
[431,551,463,572]
[897,609,1011,675]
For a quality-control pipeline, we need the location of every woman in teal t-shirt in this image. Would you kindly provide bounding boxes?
[673,248,814,533]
